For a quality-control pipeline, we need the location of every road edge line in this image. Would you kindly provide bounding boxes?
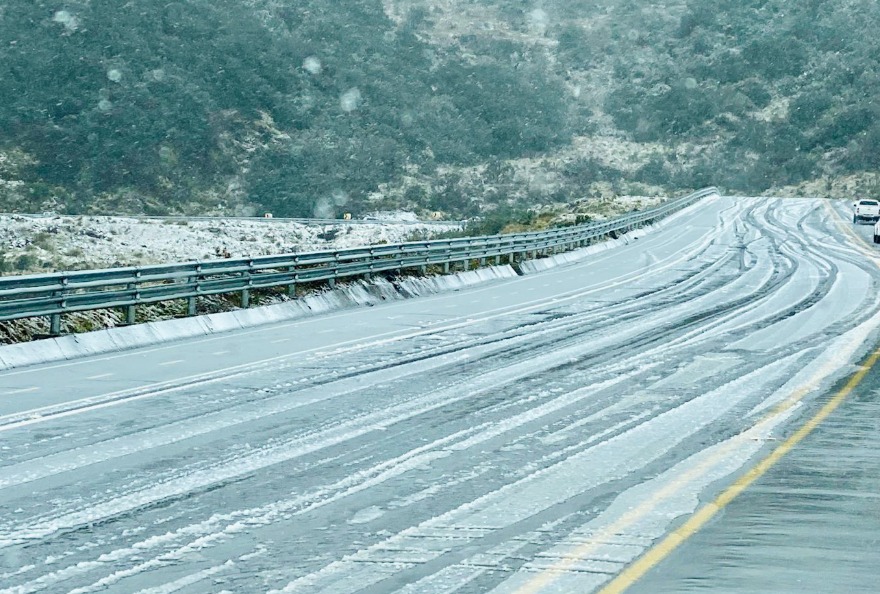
[595,347,880,594]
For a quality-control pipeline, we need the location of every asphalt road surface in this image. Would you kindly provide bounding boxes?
[2,196,879,594]
[624,201,880,594]
[627,353,880,594]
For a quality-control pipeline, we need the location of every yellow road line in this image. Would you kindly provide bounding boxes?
[510,199,880,594]
[511,431,749,594]
[591,203,880,593]
[512,384,796,594]
[596,348,880,594]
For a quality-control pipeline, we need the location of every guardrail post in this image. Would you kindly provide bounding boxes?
[48,275,68,335]
[241,260,252,308]
[463,259,470,271]
[329,252,339,288]
[187,265,200,316]
[443,261,450,273]
[126,282,137,324]
[417,244,428,274]
[49,313,62,336]
[131,270,142,323]
[364,250,374,281]
[288,263,297,297]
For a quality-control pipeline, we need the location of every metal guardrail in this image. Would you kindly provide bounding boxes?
[0,188,717,334]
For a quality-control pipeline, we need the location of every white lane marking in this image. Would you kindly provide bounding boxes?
[0,199,727,380]
[5,387,38,395]
[0,202,728,427]
[159,360,184,367]
[86,373,114,380]
[271,338,290,344]
[1,383,163,432]
[0,218,723,428]
[0,352,649,551]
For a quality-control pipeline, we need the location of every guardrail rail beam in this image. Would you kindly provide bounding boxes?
[0,188,717,334]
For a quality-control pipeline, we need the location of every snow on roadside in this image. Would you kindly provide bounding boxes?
[0,215,462,273]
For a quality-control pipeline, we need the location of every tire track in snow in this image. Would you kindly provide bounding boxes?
[6,197,880,594]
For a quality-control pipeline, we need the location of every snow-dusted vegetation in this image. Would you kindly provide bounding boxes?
[0,214,462,273]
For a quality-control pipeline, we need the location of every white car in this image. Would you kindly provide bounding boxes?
[874,219,880,244]
[853,199,880,224]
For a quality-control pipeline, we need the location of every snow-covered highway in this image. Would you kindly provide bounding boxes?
[2,195,879,593]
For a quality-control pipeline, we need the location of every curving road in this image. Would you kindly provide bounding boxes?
[1,196,879,594]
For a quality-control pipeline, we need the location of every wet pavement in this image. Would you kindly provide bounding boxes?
[628,207,880,593]
[3,197,880,594]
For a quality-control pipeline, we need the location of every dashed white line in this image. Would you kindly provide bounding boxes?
[0,200,718,382]
[212,351,230,356]
[6,387,38,395]
[86,373,114,380]
[271,338,291,344]
[0,208,722,428]
[159,360,185,367]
